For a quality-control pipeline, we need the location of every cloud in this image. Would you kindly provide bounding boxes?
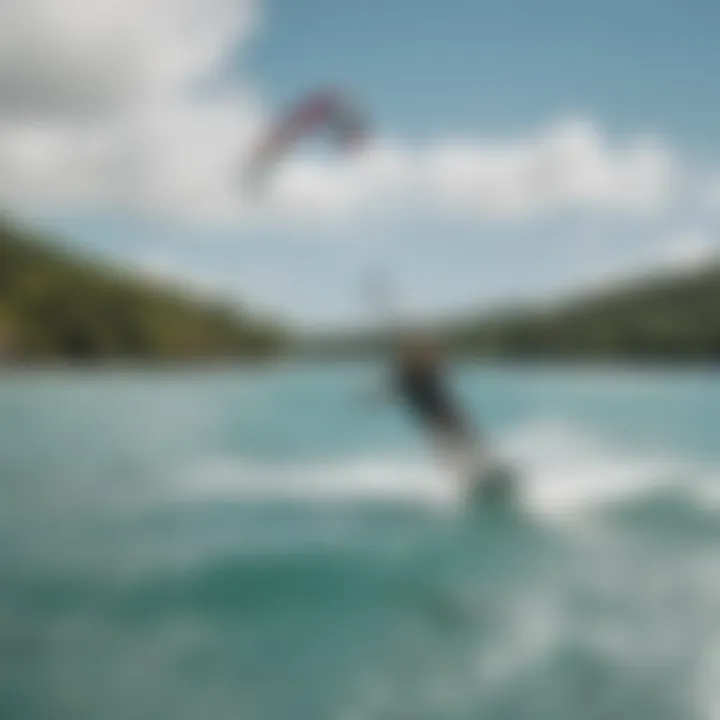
[0,0,678,227]
[656,231,720,271]
[702,177,720,212]
[0,0,256,120]
[264,120,676,223]
[423,120,674,218]
[575,229,719,298]
[0,0,262,218]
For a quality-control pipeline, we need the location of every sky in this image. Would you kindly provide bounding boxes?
[1,0,720,327]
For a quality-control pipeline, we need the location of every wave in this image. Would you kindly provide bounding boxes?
[151,419,719,523]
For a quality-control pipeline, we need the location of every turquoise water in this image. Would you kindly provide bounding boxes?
[2,362,720,719]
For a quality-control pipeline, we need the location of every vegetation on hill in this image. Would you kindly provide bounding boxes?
[451,267,720,360]
[300,265,720,362]
[3,214,717,364]
[0,219,286,362]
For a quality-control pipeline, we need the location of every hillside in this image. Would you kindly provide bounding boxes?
[3,214,717,364]
[300,264,720,362]
[0,219,286,362]
[451,266,720,360]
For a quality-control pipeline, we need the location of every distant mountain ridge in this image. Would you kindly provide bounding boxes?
[300,263,720,361]
[451,263,720,360]
[2,215,717,363]
[0,218,286,362]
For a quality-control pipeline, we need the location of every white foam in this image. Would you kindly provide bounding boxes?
[154,419,717,520]
[166,453,461,509]
[499,421,684,518]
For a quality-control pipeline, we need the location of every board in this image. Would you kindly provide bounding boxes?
[467,462,517,505]
[437,437,517,506]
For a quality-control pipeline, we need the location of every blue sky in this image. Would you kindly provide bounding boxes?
[3,0,720,327]
[251,0,720,149]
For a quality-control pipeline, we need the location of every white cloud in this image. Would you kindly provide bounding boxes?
[0,0,679,227]
[269,140,413,219]
[656,231,719,271]
[263,120,676,223]
[423,120,674,218]
[702,177,720,212]
[0,0,256,119]
[574,229,719,298]
[0,0,262,219]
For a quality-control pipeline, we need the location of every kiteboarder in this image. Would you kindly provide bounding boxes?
[387,333,490,489]
[392,335,470,446]
[388,333,512,500]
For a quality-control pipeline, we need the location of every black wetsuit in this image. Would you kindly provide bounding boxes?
[394,360,467,438]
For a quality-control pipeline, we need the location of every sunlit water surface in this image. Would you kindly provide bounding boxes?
[2,362,720,719]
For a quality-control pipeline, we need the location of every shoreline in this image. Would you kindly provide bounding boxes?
[1,355,718,375]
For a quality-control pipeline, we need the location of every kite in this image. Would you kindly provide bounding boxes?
[245,87,368,193]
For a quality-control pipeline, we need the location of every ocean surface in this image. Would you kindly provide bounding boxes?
[1,361,720,720]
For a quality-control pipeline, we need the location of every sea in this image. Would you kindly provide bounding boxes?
[1,361,719,720]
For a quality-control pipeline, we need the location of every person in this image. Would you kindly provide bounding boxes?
[390,334,484,488]
[392,335,466,438]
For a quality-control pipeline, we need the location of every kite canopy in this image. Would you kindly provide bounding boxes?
[245,88,368,192]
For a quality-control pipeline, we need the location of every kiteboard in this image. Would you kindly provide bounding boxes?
[467,460,517,506]
[435,433,517,507]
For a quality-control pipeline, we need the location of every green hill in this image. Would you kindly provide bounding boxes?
[0,219,286,362]
[3,215,717,364]
[451,265,720,361]
[299,264,720,362]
